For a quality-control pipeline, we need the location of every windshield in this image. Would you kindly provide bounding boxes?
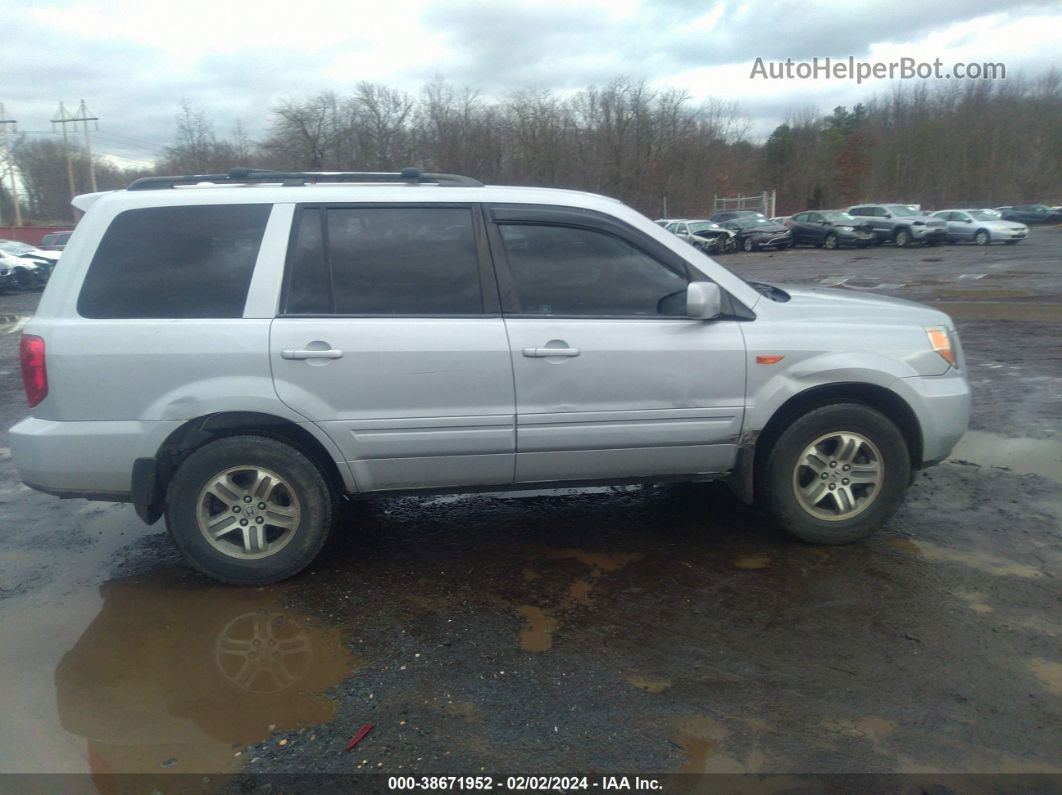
[969,210,1001,221]
[820,211,855,223]
[688,222,721,233]
[885,204,923,217]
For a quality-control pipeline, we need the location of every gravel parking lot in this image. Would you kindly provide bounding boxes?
[0,229,1059,784]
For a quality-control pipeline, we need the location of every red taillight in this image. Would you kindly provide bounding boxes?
[19,335,48,408]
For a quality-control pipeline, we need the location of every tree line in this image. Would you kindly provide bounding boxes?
[4,73,1060,224]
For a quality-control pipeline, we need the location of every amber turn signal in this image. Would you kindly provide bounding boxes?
[926,327,955,366]
[756,355,785,365]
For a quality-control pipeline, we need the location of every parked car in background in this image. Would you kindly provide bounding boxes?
[720,216,793,252]
[665,219,736,255]
[770,216,790,225]
[0,240,60,277]
[0,249,49,289]
[709,209,767,224]
[10,167,969,584]
[846,204,947,247]
[788,211,875,249]
[39,231,74,251]
[931,209,1028,245]
[995,204,1062,225]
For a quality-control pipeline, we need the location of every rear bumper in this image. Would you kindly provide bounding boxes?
[10,417,180,500]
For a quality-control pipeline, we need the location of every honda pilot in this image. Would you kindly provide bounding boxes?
[11,168,971,584]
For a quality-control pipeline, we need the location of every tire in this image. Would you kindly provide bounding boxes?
[974,229,990,246]
[165,435,336,585]
[823,232,838,250]
[893,228,912,248]
[762,403,911,545]
[742,236,755,253]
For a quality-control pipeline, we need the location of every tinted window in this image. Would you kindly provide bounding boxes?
[285,207,482,315]
[499,224,688,317]
[78,204,269,319]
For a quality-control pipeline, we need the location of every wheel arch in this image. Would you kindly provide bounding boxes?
[729,382,923,505]
[134,411,354,524]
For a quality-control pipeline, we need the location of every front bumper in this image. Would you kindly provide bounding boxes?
[755,233,792,248]
[912,226,947,240]
[0,270,17,291]
[892,372,972,466]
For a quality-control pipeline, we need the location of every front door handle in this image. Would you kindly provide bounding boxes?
[523,346,580,358]
[282,348,344,360]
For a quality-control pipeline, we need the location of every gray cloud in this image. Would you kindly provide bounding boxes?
[3,0,1060,163]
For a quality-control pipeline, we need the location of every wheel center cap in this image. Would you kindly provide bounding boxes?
[244,505,258,517]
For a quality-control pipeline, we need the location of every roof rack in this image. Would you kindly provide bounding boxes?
[127,167,483,191]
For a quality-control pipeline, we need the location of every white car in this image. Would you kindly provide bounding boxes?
[930,209,1028,245]
[0,239,61,266]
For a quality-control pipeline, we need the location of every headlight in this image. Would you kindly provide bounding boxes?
[837,226,853,232]
[912,221,925,226]
[926,327,956,368]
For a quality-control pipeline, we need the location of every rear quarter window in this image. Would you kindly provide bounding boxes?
[77,204,271,319]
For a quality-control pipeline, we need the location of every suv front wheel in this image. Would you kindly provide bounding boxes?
[763,403,911,544]
[165,435,336,584]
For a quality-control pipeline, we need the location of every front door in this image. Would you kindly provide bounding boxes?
[270,204,516,492]
[487,206,747,484]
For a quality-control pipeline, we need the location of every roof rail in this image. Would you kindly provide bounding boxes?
[126,167,483,190]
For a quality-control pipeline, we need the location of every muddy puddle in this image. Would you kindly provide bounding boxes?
[1,569,357,775]
[948,431,1062,484]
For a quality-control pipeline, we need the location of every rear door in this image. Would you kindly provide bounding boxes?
[270,204,516,492]
[487,205,747,484]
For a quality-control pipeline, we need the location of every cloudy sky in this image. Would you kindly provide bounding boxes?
[4,0,1061,166]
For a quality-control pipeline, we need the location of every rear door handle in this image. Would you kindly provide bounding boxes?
[522,346,580,358]
[282,348,344,360]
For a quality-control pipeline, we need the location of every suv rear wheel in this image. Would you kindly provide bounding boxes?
[165,435,335,584]
[893,228,912,248]
[763,403,911,544]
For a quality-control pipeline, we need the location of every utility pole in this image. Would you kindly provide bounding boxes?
[73,100,99,192]
[0,103,21,232]
[51,102,77,205]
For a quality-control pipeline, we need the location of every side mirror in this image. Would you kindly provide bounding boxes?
[883,213,892,219]
[964,218,973,223]
[687,282,722,320]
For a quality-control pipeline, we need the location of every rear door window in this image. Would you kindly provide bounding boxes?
[77,204,270,318]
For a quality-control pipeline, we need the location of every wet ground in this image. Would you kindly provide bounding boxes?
[0,229,1059,787]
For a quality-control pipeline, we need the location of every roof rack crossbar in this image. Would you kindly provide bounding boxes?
[127,167,483,190]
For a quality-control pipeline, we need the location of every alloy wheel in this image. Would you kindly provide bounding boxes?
[792,432,883,521]
[196,465,301,559]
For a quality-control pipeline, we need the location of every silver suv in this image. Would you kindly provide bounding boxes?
[11,168,971,585]
[846,203,947,247]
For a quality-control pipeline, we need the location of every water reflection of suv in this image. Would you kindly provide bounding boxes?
[846,204,947,247]
[12,168,970,584]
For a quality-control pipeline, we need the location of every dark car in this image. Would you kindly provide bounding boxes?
[39,231,74,251]
[709,209,767,224]
[0,264,19,293]
[720,217,793,252]
[996,204,1062,225]
[788,210,875,249]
